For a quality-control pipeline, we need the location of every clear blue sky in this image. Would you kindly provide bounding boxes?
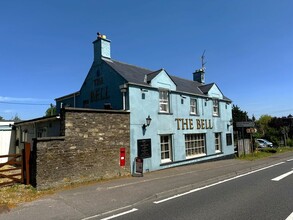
[1,0,293,120]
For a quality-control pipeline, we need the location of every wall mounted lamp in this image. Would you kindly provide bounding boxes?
[142,115,152,129]
[227,119,233,127]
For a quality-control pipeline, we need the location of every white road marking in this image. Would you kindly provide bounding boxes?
[106,162,239,190]
[81,205,132,220]
[271,170,293,181]
[100,208,138,220]
[154,162,285,204]
[285,211,293,220]
[106,170,203,189]
[287,158,293,162]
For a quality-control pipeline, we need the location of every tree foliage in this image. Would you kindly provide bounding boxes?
[45,104,57,116]
[256,115,272,137]
[12,115,21,122]
[232,105,250,128]
[255,114,293,146]
[232,104,293,147]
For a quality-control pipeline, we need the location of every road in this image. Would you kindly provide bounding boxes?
[97,158,293,220]
[2,153,293,220]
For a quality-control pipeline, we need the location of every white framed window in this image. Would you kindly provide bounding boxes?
[22,130,28,142]
[213,99,219,116]
[159,90,169,113]
[215,133,221,153]
[190,98,197,115]
[185,133,206,158]
[160,135,172,163]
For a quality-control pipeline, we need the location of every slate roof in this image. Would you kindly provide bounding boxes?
[103,58,152,86]
[103,58,208,97]
[198,83,214,94]
[56,57,231,101]
[170,75,204,96]
[146,69,163,82]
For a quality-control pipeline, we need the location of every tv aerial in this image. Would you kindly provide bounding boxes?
[201,50,207,70]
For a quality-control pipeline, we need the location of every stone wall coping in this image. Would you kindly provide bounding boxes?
[15,115,60,125]
[63,107,130,114]
[35,136,65,142]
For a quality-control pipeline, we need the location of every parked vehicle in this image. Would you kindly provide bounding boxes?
[255,139,274,148]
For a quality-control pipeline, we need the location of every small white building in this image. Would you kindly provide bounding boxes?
[0,121,15,163]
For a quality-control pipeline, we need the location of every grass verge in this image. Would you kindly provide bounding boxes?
[0,174,131,210]
[0,184,55,209]
[237,146,293,161]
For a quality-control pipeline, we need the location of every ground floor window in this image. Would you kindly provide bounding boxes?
[160,135,172,163]
[226,133,232,146]
[215,132,222,153]
[185,133,206,158]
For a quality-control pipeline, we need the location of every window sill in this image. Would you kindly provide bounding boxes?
[160,152,225,167]
[186,153,207,159]
[158,112,173,115]
[161,159,172,164]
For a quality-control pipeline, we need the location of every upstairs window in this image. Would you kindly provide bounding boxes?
[190,98,198,115]
[213,99,219,116]
[159,90,169,113]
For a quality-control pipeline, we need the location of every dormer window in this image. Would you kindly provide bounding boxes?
[213,99,219,116]
[159,90,169,113]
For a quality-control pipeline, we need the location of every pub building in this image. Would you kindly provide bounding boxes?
[55,33,234,173]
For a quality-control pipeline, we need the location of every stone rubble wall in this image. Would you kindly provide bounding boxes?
[34,108,130,189]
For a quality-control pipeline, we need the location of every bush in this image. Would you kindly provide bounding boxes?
[258,148,277,153]
[287,138,293,147]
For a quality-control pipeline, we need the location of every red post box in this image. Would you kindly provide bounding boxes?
[120,148,126,166]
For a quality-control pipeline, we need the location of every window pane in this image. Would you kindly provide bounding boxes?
[185,133,206,157]
[161,135,172,162]
[226,133,232,146]
[213,99,219,116]
[190,98,197,114]
[215,133,221,152]
[159,91,169,113]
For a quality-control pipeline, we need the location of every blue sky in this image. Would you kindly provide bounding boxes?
[1,0,293,120]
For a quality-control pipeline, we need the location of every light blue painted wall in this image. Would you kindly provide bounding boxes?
[207,84,224,99]
[149,69,176,90]
[78,61,125,110]
[129,84,234,173]
[55,36,234,174]
[56,61,126,112]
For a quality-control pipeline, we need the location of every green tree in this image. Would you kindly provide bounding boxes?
[0,115,4,120]
[12,114,21,122]
[256,114,272,137]
[45,104,57,116]
[232,105,249,126]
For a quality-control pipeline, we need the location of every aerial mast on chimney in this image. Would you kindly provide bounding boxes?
[201,50,207,72]
[193,50,207,84]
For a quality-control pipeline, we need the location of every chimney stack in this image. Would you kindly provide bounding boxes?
[93,32,111,61]
[193,51,206,84]
[193,68,205,84]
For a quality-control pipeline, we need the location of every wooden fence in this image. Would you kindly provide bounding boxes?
[0,143,31,187]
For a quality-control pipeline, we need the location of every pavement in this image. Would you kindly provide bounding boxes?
[1,151,293,220]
